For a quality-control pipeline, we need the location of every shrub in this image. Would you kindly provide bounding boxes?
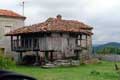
[90,70,100,75]
[0,53,15,69]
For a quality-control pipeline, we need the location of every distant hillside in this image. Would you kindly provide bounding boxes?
[93,42,120,52]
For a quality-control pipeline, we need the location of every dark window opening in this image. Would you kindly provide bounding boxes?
[46,33,51,37]
[60,33,63,36]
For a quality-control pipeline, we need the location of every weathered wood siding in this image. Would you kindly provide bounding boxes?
[39,33,71,51]
[12,33,92,59]
[39,37,62,51]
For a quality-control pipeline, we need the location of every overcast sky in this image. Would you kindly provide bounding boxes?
[0,0,120,44]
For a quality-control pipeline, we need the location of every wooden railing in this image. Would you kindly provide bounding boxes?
[12,37,62,51]
[12,38,39,51]
[11,37,87,52]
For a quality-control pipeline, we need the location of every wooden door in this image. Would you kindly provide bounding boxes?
[0,48,5,54]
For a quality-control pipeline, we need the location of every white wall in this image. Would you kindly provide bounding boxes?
[0,17,24,54]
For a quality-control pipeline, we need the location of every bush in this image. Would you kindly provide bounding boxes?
[0,54,15,69]
[90,70,100,75]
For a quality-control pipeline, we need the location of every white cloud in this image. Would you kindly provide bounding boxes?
[84,0,120,17]
[0,0,120,44]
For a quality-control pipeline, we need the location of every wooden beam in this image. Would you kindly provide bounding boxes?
[86,35,88,48]
[50,51,53,62]
[11,36,13,51]
[17,36,19,48]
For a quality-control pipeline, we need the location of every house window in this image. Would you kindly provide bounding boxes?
[4,26,11,33]
[81,34,86,40]
[81,34,87,48]
[76,34,87,47]
[76,35,81,46]
[0,48,5,54]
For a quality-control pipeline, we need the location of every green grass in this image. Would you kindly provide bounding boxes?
[9,61,120,80]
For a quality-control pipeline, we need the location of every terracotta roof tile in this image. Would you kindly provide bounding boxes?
[6,15,93,36]
[0,9,26,19]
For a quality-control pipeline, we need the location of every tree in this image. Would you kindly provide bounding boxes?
[96,46,120,54]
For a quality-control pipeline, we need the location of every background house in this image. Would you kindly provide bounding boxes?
[0,9,26,55]
[6,15,93,65]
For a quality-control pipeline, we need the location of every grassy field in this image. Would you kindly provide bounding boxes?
[10,61,120,80]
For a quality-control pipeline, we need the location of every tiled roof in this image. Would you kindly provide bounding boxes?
[6,15,93,36]
[0,9,26,19]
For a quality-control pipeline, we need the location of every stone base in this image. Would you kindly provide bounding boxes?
[42,60,80,68]
[41,63,57,68]
[33,62,40,66]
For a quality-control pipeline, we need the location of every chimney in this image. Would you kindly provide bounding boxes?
[56,14,62,20]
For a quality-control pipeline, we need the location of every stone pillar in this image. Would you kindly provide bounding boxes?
[45,51,49,63]
[18,52,23,64]
[34,51,40,66]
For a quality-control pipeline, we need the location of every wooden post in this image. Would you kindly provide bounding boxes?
[86,35,87,48]
[50,51,53,62]
[31,38,33,50]
[17,36,19,48]
[75,51,79,60]
[11,36,13,51]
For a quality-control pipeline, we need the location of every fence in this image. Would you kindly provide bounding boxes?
[94,54,120,62]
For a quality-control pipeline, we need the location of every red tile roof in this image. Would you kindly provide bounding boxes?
[0,9,26,19]
[6,15,93,36]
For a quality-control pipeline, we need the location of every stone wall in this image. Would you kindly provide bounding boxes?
[94,54,120,62]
